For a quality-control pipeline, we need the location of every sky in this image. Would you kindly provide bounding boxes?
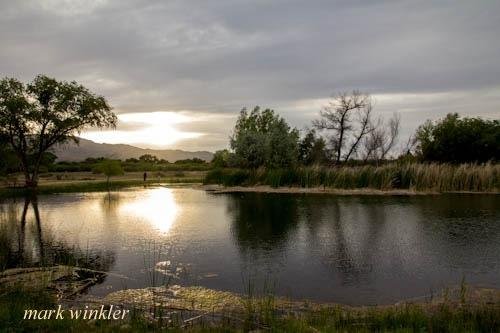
[1,0,499,152]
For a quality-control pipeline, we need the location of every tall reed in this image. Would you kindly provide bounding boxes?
[204,163,500,192]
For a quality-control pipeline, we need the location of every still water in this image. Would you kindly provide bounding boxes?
[1,187,499,305]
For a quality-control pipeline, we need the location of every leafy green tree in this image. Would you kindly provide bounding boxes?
[416,113,499,163]
[230,106,299,169]
[0,75,116,188]
[0,135,20,175]
[85,157,105,164]
[93,159,124,187]
[211,149,239,168]
[211,149,230,168]
[138,154,158,163]
[174,158,205,164]
[299,129,329,165]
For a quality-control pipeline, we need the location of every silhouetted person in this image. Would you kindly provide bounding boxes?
[143,172,147,182]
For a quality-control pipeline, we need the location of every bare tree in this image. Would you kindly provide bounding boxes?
[363,119,384,162]
[381,113,400,159]
[362,113,401,162]
[313,90,374,164]
[403,133,418,156]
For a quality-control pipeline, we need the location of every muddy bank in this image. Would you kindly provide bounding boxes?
[101,284,500,328]
[201,184,438,195]
[0,266,107,299]
[2,265,499,329]
[104,284,500,310]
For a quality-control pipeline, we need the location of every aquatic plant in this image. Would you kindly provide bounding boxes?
[204,163,500,192]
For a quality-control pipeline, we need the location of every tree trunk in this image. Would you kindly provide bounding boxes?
[336,128,344,164]
[24,171,38,188]
[28,170,39,188]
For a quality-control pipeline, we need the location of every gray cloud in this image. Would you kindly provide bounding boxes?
[1,0,499,151]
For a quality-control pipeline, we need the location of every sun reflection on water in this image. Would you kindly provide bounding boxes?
[119,187,178,233]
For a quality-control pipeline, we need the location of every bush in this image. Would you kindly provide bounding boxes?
[204,168,252,186]
[416,113,500,163]
[92,160,124,184]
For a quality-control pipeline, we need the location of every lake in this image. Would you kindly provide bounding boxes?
[1,187,499,305]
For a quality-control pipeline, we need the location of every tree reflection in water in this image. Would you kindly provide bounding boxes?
[228,193,299,253]
[0,195,115,273]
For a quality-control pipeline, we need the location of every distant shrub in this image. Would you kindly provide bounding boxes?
[92,160,124,185]
[416,113,500,163]
[204,169,252,186]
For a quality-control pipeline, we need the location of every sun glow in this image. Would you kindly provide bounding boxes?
[119,188,178,233]
[82,111,203,148]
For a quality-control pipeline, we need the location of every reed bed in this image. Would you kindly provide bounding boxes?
[204,163,500,192]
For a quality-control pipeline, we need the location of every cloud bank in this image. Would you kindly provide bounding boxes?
[1,0,499,150]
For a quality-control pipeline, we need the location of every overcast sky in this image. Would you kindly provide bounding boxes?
[1,0,499,151]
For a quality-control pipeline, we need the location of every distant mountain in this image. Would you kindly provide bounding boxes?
[51,138,213,162]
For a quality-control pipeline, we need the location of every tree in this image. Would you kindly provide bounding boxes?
[0,135,20,175]
[230,106,299,169]
[0,75,116,188]
[298,129,329,165]
[211,149,231,168]
[362,113,401,162]
[313,91,374,163]
[415,113,499,163]
[211,149,238,168]
[138,154,158,163]
[93,159,124,187]
[174,158,205,164]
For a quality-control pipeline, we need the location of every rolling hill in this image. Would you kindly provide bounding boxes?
[51,138,213,162]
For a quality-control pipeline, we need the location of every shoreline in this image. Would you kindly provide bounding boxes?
[3,265,499,312]
[2,266,499,331]
[1,180,498,198]
[200,184,499,195]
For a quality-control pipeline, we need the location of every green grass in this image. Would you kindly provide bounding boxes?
[49,161,211,173]
[0,286,161,333]
[0,177,202,198]
[0,286,498,332]
[204,163,500,192]
[278,303,500,332]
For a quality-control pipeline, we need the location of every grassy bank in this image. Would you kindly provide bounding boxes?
[0,177,202,197]
[204,163,500,193]
[0,285,498,332]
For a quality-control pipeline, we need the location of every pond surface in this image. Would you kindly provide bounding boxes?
[1,187,499,305]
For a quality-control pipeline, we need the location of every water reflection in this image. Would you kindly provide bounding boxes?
[119,188,178,233]
[0,189,499,305]
[0,196,115,272]
[228,193,299,251]
[225,193,500,303]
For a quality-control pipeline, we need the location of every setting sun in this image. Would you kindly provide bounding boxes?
[82,111,203,148]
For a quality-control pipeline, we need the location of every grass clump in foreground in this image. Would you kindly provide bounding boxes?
[280,304,500,332]
[204,163,500,192]
[0,287,154,333]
